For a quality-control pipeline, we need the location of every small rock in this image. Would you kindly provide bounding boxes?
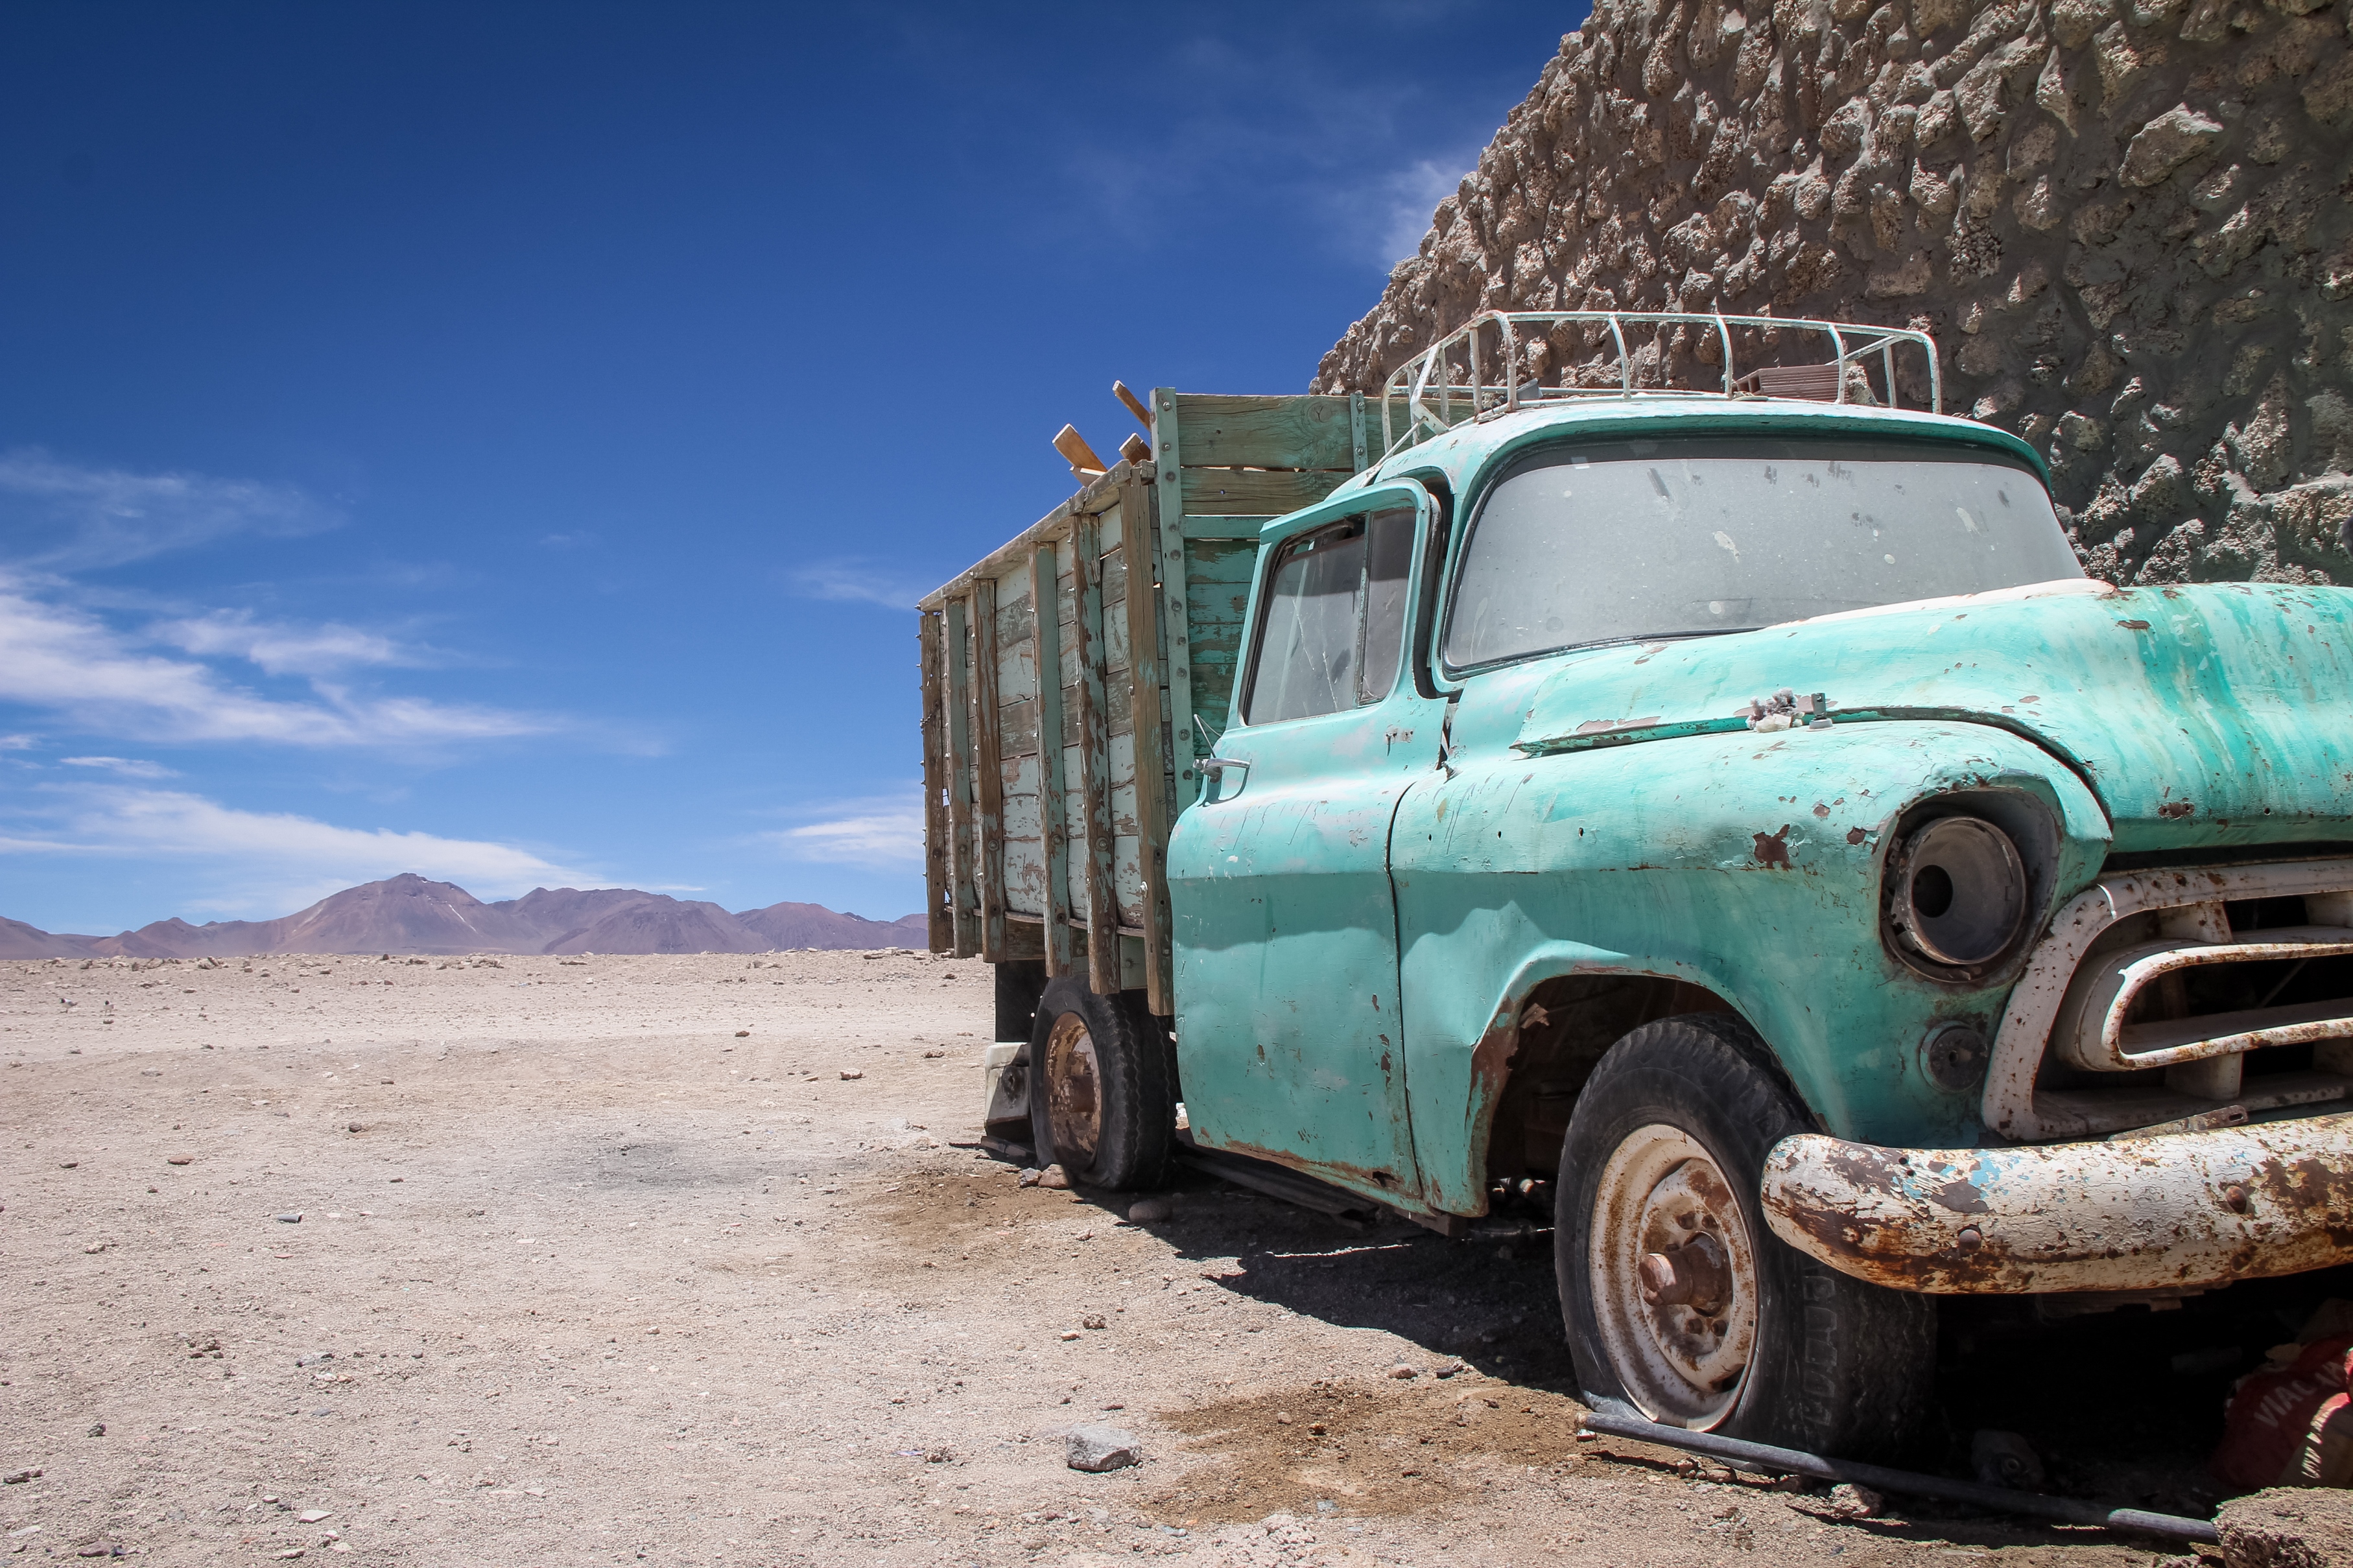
[58,1161,77,1169]
[922,1048,945,1058]
[1128,1197,1172,1223]
[296,1510,331,1524]
[346,1122,362,1133]
[838,1070,863,1081]
[1081,1314,1107,1330]
[1387,1363,1420,1379]
[165,1156,193,1166]
[274,1212,302,1224]
[1037,1164,1069,1189]
[73,1545,119,1559]
[82,1242,106,1254]
[2216,1486,2353,1568]
[735,1030,750,1038]
[3,1469,42,1483]
[1826,1482,1882,1519]
[1434,1361,1465,1379]
[1060,1329,1082,1341]
[1019,1167,1043,1188]
[1067,1424,1140,1472]
[86,1420,106,1436]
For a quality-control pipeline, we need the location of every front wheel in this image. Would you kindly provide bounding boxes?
[1555,1013,1935,1457]
[1026,977,1173,1190]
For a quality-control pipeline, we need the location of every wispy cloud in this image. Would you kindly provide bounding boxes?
[0,572,552,748]
[0,784,593,904]
[1362,156,1473,270]
[60,756,177,779]
[150,609,424,677]
[0,448,340,570]
[791,559,938,611]
[761,789,925,865]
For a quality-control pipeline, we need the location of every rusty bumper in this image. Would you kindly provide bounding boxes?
[1757,1112,2353,1294]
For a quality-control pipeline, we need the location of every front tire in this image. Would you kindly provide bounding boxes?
[1026,977,1173,1191]
[1555,1013,1935,1457]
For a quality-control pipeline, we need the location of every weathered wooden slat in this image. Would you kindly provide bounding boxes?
[971,578,1008,963]
[1169,393,1360,471]
[1059,670,1135,745]
[943,596,980,958]
[1118,471,1176,1015]
[1029,541,1074,979]
[999,695,1040,756]
[1183,537,1260,748]
[1181,465,1350,517]
[1150,397,1197,810]
[1070,517,1119,997]
[1179,515,1271,539]
[918,611,949,954]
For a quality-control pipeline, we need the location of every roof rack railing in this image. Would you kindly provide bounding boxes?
[1376,310,1942,460]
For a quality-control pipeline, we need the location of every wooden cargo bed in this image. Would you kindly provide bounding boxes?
[917,389,1381,1014]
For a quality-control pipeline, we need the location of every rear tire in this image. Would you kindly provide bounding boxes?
[1555,1013,1935,1457]
[1026,977,1173,1191]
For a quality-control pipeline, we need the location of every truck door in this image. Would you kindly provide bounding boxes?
[1164,480,1447,1206]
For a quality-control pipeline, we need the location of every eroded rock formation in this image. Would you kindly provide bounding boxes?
[1318,0,2353,584]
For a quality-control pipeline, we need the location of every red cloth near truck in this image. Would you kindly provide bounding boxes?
[2214,1337,2353,1490]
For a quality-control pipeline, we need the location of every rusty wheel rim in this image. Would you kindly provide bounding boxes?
[1588,1123,1759,1429]
[1043,1012,1103,1170]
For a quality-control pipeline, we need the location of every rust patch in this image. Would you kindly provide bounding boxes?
[2158,801,2196,819]
[1845,826,1869,845]
[2116,618,2152,631]
[1751,825,1792,868]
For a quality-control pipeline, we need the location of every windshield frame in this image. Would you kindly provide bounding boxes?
[1434,428,2069,681]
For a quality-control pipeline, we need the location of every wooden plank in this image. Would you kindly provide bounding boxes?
[1169,393,1360,471]
[1150,392,1196,815]
[999,695,1040,756]
[1183,537,1259,751]
[1118,472,1176,1016]
[1029,541,1074,979]
[1070,516,1120,996]
[943,596,980,957]
[1181,465,1350,518]
[1179,515,1271,539]
[919,611,950,954]
[971,577,1008,963]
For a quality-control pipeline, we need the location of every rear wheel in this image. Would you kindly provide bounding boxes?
[1555,1013,1935,1457]
[1026,977,1172,1191]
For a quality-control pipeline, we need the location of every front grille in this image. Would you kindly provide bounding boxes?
[1986,860,2353,1141]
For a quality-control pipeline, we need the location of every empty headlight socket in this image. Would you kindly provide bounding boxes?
[1879,789,2063,986]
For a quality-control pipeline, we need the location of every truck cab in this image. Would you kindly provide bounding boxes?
[921,310,2353,1457]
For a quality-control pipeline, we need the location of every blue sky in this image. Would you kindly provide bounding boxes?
[0,1,1576,935]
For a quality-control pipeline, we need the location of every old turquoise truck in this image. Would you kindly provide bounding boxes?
[917,310,2353,1457]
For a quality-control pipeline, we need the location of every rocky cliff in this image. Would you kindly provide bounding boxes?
[1318,0,2353,585]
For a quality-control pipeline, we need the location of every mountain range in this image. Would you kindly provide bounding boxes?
[0,874,929,959]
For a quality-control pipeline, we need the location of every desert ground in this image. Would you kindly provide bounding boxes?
[0,950,2318,1566]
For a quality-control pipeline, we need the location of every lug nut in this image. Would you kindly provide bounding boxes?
[1955,1225,1983,1252]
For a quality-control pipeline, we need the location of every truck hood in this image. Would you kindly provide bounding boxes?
[1512,581,2353,852]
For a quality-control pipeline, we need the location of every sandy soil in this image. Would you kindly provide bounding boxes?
[0,951,2277,1565]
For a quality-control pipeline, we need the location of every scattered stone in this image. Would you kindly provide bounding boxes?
[735,1030,750,1038]
[86,1423,104,1438]
[1825,1483,1883,1519]
[1081,1314,1107,1330]
[922,1048,945,1058]
[1066,1424,1140,1472]
[1059,1329,1082,1341]
[346,1122,362,1133]
[1019,1167,1043,1188]
[165,1155,192,1165]
[2216,1486,2353,1568]
[1434,1362,1465,1379]
[1387,1363,1421,1380]
[82,1241,106,1254]
[296,1510,331,1524]
[838,1070,863,1081]
[274,1212,302,1224]
[58,1161,77,1169]
[3,1469,41,1483]
[1128,1197,1171,1223]
[73,1544,119,1559]
[1037,1164,1069,1190]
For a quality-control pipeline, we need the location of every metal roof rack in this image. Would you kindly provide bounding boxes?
[1377,309,1941,460]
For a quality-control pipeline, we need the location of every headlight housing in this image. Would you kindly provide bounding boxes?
[1886,814,2031,979]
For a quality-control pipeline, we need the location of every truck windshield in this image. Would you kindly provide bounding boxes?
[1443,435,2083,672]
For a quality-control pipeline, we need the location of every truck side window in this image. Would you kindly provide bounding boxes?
[1244,508,1415,725]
